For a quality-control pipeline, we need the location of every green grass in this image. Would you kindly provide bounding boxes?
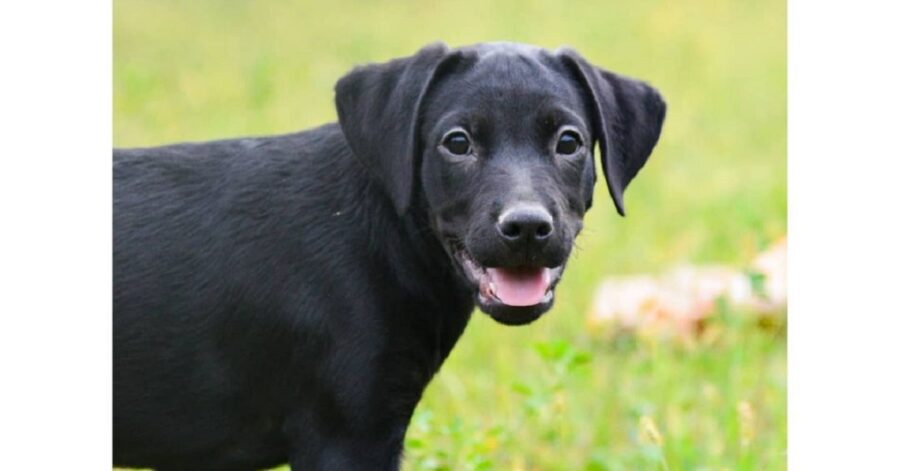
[114,0,786,469]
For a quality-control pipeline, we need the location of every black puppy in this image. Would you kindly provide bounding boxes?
[113,42,665,470]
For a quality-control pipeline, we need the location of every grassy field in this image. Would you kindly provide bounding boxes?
[114,0,786,469]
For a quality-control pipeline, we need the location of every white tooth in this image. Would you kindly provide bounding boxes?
[489,282,496,295]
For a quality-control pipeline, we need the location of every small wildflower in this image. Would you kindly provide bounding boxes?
[702,382,720,402]
[639,415,664,446]
[552,392,566,413]
[483,435,499,452]
[737,400,756,449]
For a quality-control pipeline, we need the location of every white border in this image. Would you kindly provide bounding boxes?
[0,1,111,468]
[789,0,900,468]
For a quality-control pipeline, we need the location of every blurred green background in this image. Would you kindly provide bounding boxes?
[114,0,785,469]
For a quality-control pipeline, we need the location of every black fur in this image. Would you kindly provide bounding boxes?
[113,42,665,470]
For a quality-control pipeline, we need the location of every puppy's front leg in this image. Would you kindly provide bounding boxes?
[286,425,406,471]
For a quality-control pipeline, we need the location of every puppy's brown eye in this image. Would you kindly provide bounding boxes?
[556,131,582,155]
[443,132,471,155]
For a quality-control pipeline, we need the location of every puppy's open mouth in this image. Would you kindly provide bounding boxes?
[449,244,564,324]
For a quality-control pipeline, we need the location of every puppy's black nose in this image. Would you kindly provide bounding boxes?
[497,205,554,246]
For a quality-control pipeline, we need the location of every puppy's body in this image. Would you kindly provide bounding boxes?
[115,126,471,469]
[114,42,665,470]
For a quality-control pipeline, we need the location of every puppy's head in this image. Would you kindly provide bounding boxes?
[336,42,666,325]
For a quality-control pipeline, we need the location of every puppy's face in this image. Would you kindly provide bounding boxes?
[336,42,665,326]
[419,46,594,325]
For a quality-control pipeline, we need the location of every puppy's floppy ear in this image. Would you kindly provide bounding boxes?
[558,50,666,216]
[335,42,450,215]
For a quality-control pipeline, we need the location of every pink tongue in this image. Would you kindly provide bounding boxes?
[486,267,551,306]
